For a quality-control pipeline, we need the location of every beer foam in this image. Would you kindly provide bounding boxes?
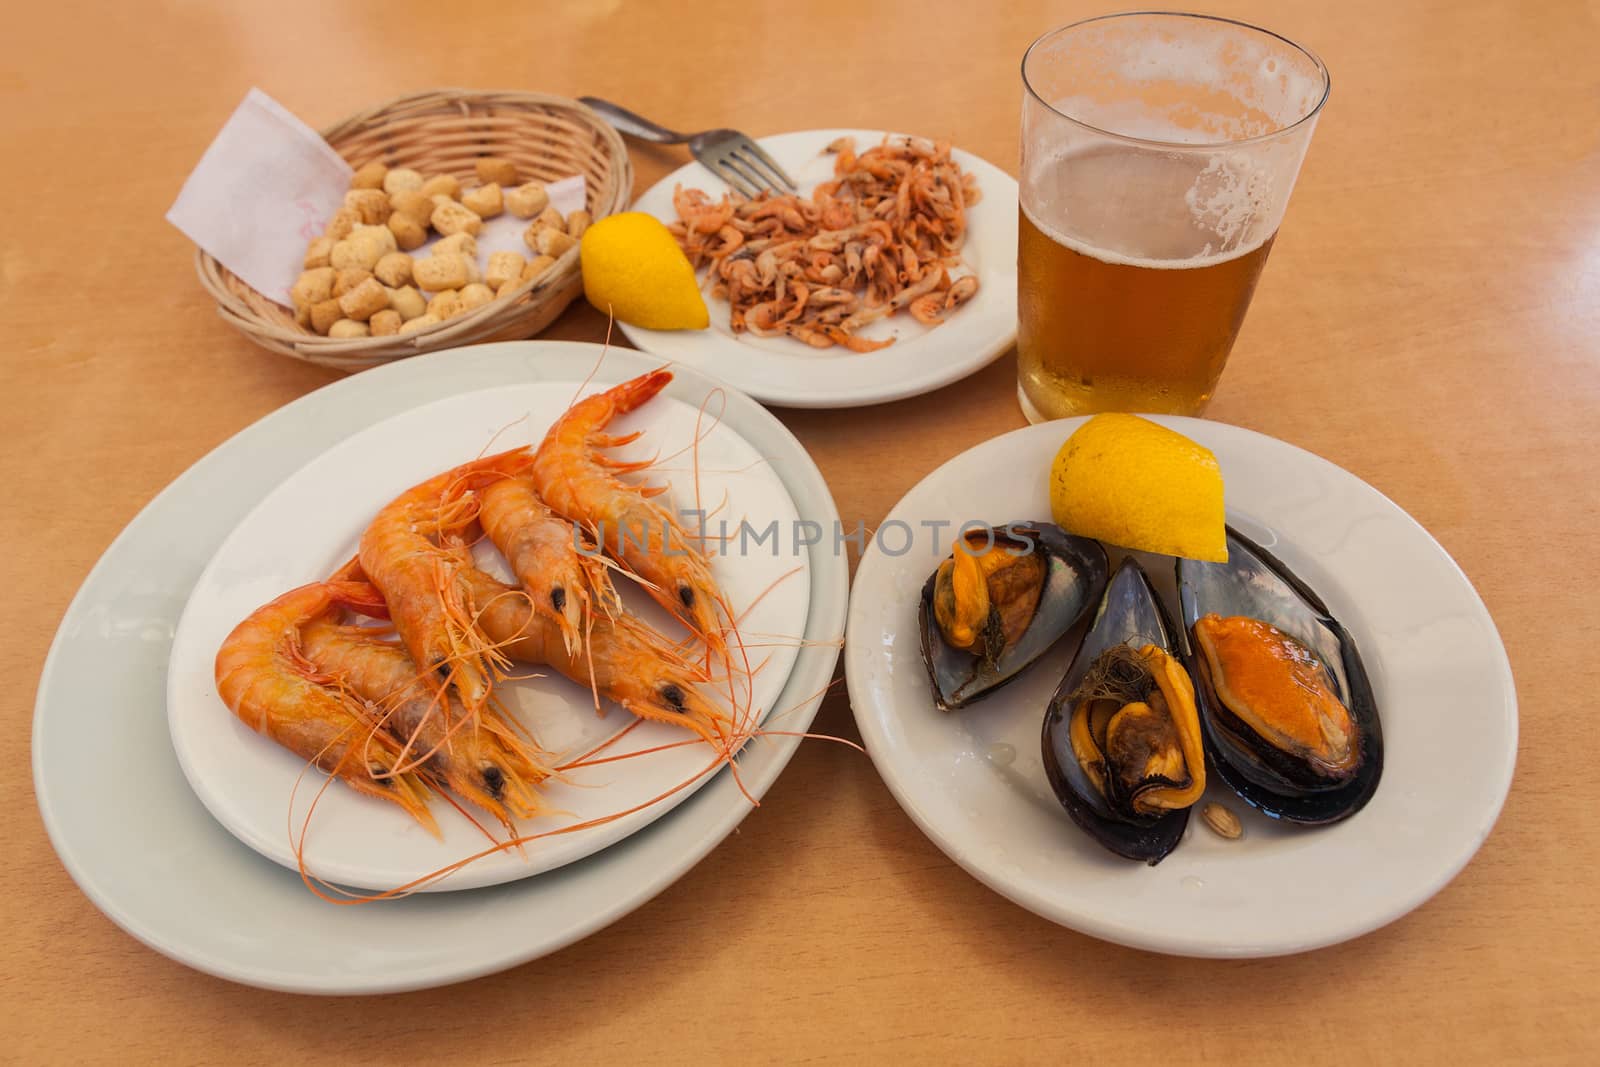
[1182,154,1274,252]
[1041,19,1326,144]
[1023,142,1281,266]
[1021,199,1271,271]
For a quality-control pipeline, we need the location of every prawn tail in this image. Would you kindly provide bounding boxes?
[600,367,673,417]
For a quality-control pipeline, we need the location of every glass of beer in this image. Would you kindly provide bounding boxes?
[1017,13,1329,421]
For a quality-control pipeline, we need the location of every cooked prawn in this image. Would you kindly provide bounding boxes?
[357,448,530,713]
[478,472,614,658]
[299,614,554,824]
[528,369,731,656]
[213,581,438,833]
[460,566,734,746]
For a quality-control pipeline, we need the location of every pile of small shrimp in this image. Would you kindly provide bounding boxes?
[214,368,777,897]
[669,135,982,352]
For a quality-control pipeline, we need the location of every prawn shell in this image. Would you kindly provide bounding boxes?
[917,522,1108,712]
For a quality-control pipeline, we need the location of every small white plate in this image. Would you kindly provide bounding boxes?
[623,128,1019,409]
[845,417,1517,958]
[33,343,848,993]
[167,381,807,892]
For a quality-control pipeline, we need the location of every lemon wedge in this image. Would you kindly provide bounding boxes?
[1048,413,1227,562]
[579,212,708,330]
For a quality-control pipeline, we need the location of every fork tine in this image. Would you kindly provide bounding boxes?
[711,156,761,199]
[737,142,798,193]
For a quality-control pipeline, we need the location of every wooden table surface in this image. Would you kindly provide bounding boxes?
[9,0,1598,1061]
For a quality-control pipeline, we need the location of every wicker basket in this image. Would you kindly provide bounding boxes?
[195,89,632,373]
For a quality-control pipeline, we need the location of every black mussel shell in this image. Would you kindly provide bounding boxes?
[1176,527,1384,824]
[1042,557,1190,865]
[918,523,1108,712]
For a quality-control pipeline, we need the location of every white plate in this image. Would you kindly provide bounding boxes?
[167,382,807,892]
[33,343,847,993]
[623,128,1018,409]
[845,417,1517,958]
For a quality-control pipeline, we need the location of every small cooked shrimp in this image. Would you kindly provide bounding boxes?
[357,449,530,713]
[528,369,731,657]
[214,581,438,833]
[479,473,614,658]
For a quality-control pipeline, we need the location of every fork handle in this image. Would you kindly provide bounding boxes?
[578,97,688,145]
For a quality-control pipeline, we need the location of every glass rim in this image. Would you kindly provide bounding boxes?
[1020,10,1331,151]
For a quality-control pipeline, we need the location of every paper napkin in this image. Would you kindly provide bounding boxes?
[168,89,591,308]
[167,89,352,305]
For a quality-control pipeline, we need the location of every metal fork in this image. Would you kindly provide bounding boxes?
[579,97,798,198]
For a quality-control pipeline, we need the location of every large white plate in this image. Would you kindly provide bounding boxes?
[32,343,847,994]
[845,417,1517,958]
[622,128,1018,409]
[167,382,807,892]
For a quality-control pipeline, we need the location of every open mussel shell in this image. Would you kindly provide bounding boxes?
[917,523,1107,712]
[1176,527,1384,824]
[1041,558,1191,865]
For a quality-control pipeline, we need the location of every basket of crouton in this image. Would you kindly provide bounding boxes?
[196,89,632,372]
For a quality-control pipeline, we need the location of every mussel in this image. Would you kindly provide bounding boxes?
[1042,558,1205,864]
[918,523,1108,711]
[1176,528,1383,824]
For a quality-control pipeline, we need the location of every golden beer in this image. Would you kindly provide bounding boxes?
[1017,147,1276,420]
[1017,13,1328,421]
